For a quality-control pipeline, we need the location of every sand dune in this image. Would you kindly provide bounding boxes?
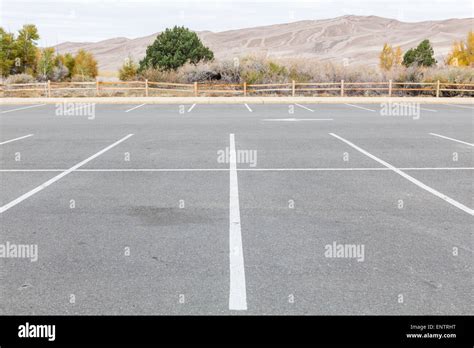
[54,15,473,72]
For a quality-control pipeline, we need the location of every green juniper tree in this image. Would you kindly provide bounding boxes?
[402,39,437,67]
[139,26,214,72]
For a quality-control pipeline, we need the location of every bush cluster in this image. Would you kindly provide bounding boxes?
[140,56,474,85]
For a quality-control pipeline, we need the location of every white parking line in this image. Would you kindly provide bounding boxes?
[125,104,146,113]
[0,134,134,214]
[244,104,253,112]
[1,167,473,173]
[445,104,474,110]
[237,167,474,171]
[419,107,438,112]
[294,104,314,112]
[344,104,376,112]
[188,104,196,113]
[1,104,46,114]
[394,103,437,113]
[263,118,333,122]
[228,133,247,311]
[0,134,34,145]
[330,133,474,216]
[429,133,474,147]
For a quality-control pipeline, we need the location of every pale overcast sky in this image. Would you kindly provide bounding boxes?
[1,0,473,45]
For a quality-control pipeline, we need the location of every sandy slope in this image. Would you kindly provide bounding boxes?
[54,15,473,72]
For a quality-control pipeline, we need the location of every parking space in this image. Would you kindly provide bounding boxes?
[1,171,229,314]
[239,170,472,314]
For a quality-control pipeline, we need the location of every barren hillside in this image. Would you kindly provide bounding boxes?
[54,15,473,72]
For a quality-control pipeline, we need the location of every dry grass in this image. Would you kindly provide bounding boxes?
[98,70,119,81]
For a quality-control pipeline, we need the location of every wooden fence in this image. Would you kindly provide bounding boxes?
[1,80,473,97]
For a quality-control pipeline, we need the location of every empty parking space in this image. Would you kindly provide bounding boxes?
[238,170,472,314]
[1,171,229,314]
[0,102,472,315]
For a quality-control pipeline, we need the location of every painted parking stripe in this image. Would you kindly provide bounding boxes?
[263,118,333,122]
[188,104,196,112]
[1,104,46,114]
[419,107,438,112]
[228,133,247,311]
[445,104,474,110]
[0,134,134,214]
[393,104,437,113]
[330,133,474,216]
[125,104,146,113]
[294,104,314,112]
[429,133,474,147]
[244,104,253,112]
[0,134,34,145]
[344,104,376,112]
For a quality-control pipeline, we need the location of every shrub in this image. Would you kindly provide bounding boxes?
[137,55,473,90]
[119,56,139,81]
[180,63,221,82]
[51,63,69,82]
[5,73,35,84]
[139,67,181,83]
[70,75,96,82]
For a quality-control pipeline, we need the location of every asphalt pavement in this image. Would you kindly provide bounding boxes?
[0,102,472,314]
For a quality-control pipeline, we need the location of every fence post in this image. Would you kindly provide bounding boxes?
[388,80,392,97]
[436,80,440,98]
[340,80,344,97]
[292,80,295,97]
[243,82,247,97]
[194,82,198,97]
[96,79,100,97]
[47,80,51,98]
[145,79,149,97]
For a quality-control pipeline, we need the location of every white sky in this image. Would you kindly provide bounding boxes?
[1,0,473,45]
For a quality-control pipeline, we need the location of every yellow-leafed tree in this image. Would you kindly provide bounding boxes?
[380,44,403,70]
[72,49,98,79]
[394,46,403,66]
[379,43,394,71]
[446,31,474,67]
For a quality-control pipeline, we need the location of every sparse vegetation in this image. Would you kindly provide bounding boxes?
[2,23,473,99]
[4,73,36,84]
[137,56,473,86]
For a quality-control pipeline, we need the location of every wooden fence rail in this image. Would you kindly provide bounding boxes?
[1,80,473,98]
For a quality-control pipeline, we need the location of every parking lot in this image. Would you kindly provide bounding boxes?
[0,102,472,315]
